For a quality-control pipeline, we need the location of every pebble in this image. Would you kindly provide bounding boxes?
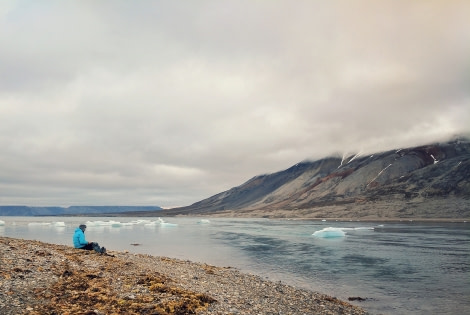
[1,236,369,314]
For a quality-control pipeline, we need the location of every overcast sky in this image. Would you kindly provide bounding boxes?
[1,1,469,207]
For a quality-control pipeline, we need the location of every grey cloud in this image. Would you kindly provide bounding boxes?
[0,1,469,206]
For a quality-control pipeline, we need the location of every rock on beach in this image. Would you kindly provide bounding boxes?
[0,236,368,314]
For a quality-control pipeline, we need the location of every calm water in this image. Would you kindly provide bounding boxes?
[0,216,468,315]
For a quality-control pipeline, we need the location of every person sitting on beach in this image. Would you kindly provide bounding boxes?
[73,224,106,254]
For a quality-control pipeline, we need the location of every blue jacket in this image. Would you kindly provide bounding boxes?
[73,228,88,248]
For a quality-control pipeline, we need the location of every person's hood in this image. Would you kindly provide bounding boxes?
[74,227,83,233]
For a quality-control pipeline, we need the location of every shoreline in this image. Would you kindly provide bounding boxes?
[1,236,368,315]
[5,214,468,223]
[185,214,470,223]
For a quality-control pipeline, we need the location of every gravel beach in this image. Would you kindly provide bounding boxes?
[0,236,369,315]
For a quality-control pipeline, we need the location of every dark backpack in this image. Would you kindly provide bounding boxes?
[91,242,105,253]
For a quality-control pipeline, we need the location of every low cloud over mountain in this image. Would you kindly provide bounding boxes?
[166,138,470,219]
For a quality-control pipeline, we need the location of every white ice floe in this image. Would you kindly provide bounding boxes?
[144,218,178,227]
[130,219,152,225]
[158,218,178,227]
[342,227,374,231]
[0,220,5,226]
[111,222,123,227]
[85,220,102,227]
[85,220,126,227]
[312,227,346,238]
[160,222,178,227]
[107,220,134,228]
[313,226,375,238]
[28,222,51,226]
[52,221,66,227]
[198,219,211,224]
[80,218,179,228]
[144,220,160,226]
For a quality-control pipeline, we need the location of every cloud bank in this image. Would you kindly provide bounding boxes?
[1,1,469,206]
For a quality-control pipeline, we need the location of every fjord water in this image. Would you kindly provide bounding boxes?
[1,217,468,315]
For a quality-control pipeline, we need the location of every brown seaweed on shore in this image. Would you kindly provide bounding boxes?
[29,256,216,314]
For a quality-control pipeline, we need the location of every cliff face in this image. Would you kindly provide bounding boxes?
[171,139,470,219]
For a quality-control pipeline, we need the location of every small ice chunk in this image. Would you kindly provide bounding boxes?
[313,227,346,238]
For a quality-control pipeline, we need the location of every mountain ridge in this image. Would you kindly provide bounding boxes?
[2,139,469,219]
[0,205,162,216]
[162,138,470,219]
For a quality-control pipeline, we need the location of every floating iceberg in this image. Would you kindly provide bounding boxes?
[313,227,346,238]
[85,220,101,227]
[102,220,118,226]
[52,222,66,227]
[313,226,375,238]
[198,219,211,224]
[158,218,178,227]
[160,222,178,227]
[85,220,124,227]
[130,219,152,225]
[143,218,177,227]
[28,222,51,227]
[107,220,134,228]
[342,227,374,231]
[0,220,5,226]
[144,220,160,227]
